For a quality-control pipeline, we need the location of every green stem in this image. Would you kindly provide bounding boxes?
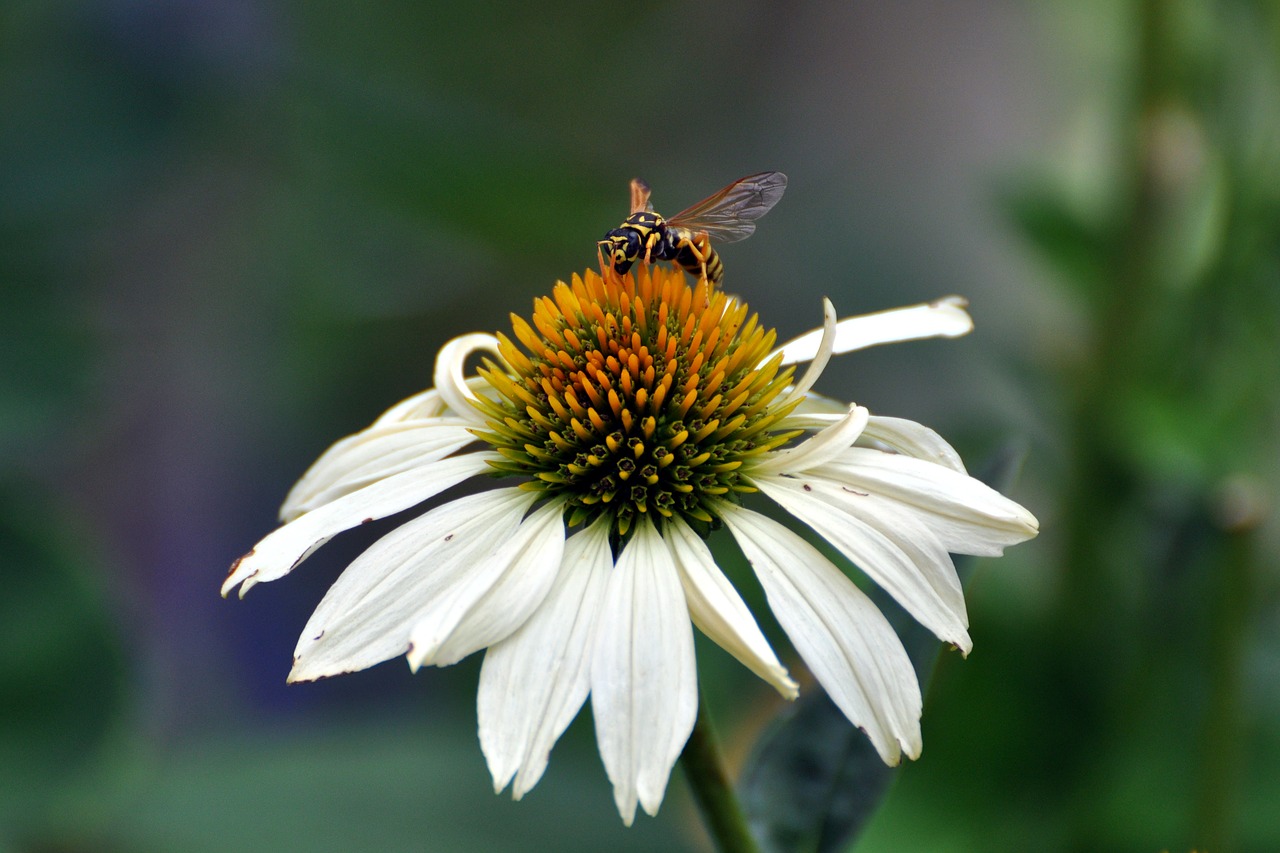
[1052,0,1179,841]
[680,695,761,853]
[1193,515,1257,850]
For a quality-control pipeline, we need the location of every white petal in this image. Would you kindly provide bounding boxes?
[788,390,851,418]
[478,518,613,798]
[748,404,868,477]
[372,375,498,425]
[280,421,476,522]
[590,518,697,825]
[775,298,837,408]
[408,499,567,668]
[222,451,496,598]
[287,487,536,681]
[720,505,922,764]
[754,473,972,654]
[665,517,797,699]
[858,415,967,473]
[371,387,451,425]
[820,448,1039,555]
[771,296,973,366]
[434,333,503,427]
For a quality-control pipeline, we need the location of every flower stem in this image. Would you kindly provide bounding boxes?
[1193,511,1257,850]
[680,695,761,853]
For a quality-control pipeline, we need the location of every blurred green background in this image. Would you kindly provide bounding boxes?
[3,1,1278,850]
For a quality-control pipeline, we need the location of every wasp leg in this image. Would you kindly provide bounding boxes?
[642,230,663,264]
[675,232,712,282]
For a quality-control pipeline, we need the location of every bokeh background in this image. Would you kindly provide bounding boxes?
[3,1,1278,851]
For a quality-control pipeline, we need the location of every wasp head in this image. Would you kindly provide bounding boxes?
[598,227,641,274]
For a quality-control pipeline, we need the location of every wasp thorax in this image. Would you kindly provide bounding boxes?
[473,266,799,538]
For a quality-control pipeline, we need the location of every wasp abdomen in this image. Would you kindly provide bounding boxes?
[668,229,723,286]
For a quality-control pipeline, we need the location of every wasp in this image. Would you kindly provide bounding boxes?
[598,171,787,287]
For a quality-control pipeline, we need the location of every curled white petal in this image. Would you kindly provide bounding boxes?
[479,518,612,799]
[754,472,972,654]
[771,296,974,366]
[434,333,503,426]
[776,298,838,409]
[222,451,496,599]
[748,404,868,477]
[591,518,697,825]
[720,504,923,764]
[287,487,537,682]
[666,517,797,699]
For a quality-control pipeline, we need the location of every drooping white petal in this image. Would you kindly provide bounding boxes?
[408,499,567,668]
[287,487,536,682]
[222,451,496,599]
[754,472,972,654]
[771,473,968,640]
[776,411,968,472]
[665,517,797,699]
[748,404,868,477]
[590,518,697,825]
[817,448,1038,556]
[771,296,973,366]
[720,504,923,764]
[775,298,838,409]
[858,415,967,473]
[280,421,476,522]
[434,333,503,427]
[478,518,613,799]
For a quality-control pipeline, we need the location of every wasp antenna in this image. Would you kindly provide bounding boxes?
[630,178,653,215]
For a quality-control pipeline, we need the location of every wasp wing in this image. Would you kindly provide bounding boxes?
[666,171,787,244]
[630,178,654,214]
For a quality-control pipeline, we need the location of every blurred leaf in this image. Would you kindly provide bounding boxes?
[740,446,1027,853]
[1000,181,1113,300]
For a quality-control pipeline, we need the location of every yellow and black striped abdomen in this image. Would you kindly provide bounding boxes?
[669,228,723,287]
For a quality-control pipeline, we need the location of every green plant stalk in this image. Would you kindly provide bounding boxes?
[1053,0,1182,840]
[1193,519,1256,850]
[1059,0,1170,623]
[680,695,761,853]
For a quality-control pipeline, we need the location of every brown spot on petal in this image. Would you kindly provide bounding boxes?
[444,533,454,541]
[361,517,375,525]
[842,487,869,497]
[226,549,255,579]
[802,484,812,492]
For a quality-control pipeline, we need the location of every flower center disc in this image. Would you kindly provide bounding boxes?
[474,266,798,537]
